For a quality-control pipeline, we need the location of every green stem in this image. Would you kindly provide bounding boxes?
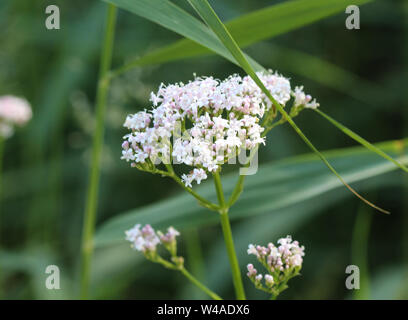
[165,163,219,211]
[213,172,226,207]
[79,4,117,299]
[227,145,259,207]
[180,267,222,300]
[262,118,287,137]
[219,211,246,300]
[227,174,245,207]
[213,172,246,300]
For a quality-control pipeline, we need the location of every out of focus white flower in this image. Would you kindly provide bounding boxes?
[125,224,160,252]
[0,95,32,138]
[125,224,181,256]
[159,226,180,244]
[0,123,13,138]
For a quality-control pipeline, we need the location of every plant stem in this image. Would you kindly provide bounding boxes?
[219,211,246,300]
[180,267,222,300]
[213,172,246,300]
[227,174,245,207]
[79,4,117,299]
[165,163,219,211]
[213,172,226,207]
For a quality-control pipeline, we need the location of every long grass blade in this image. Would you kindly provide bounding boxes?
[112,0,373,75]
[316,109,408,174]
[95,138,408,247]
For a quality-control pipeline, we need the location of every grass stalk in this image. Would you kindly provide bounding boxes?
[79,3,117,299]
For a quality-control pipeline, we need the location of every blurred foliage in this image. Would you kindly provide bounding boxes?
[0,0,407,299]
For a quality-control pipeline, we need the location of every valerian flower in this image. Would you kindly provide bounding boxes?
[158,226,180,256]
[125,224,160,253]
[125,223,222,300]
[121,71,317,187]
[125,224,183,268]
[0,95,32,138]
[246,235,305,299]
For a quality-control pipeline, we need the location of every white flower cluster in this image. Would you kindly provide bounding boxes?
[246,236,305,295]
[0,95,32,138]
[247,235,305,272]
[125,224,180,253]
[121,72,317,186]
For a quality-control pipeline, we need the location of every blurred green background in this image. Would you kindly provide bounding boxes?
[0,0,407,299]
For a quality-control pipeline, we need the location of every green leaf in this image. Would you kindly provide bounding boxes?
[187,0,389,213]
[95,139,408,247]
[110,0,380,109]
[103,0,263,73]
[221,0,373,48]
[112,0,373,74]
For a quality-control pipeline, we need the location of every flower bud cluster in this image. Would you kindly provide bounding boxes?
[246,235,305,298]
